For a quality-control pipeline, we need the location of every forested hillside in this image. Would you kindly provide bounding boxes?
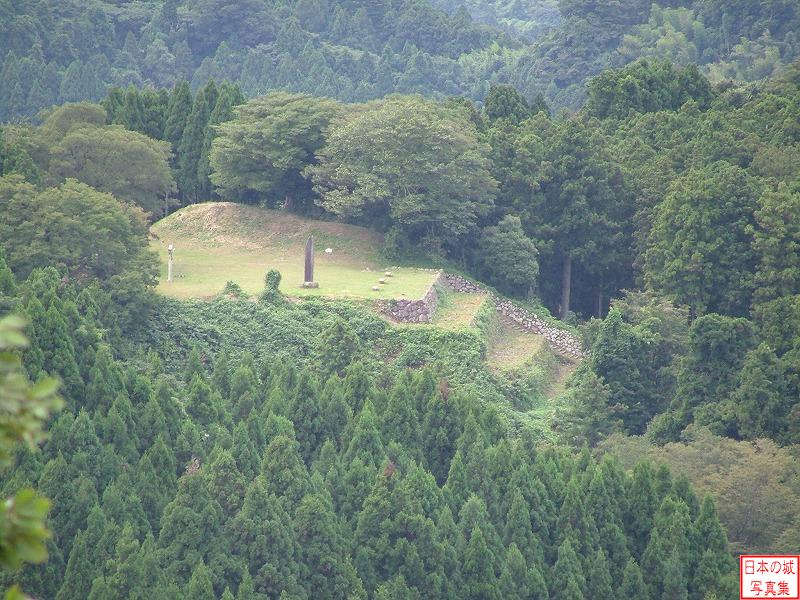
[0,261,738,599]
[2,1,800,599]
[2,0,799,122]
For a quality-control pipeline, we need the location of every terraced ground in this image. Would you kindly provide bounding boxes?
[153,202,582,430]
[151,202,437,300]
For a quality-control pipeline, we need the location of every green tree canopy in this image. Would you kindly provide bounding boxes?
[477,215,539,295]
[308,95,497,254]
[47,124,175,216]
[645,163,760,316]
[210,92,342,208]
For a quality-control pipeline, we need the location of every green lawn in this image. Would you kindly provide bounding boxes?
[151,202,437,300]
[485,313,546,371]
[431,292,486,330]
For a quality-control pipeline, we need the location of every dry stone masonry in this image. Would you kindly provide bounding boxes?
[443,273,585,360]
[377,271,584,360]
[376,271,443,323]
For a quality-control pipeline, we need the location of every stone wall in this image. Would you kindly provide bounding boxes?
[376,270,585,360]
[376,271,443,323]
[443,273,584,360]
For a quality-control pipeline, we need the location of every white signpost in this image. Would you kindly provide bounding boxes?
[167,244,174,282]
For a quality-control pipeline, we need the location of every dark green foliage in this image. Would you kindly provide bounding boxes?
[210,92,341,208]
[550,538,585,600]
[477,215,539,295]
[317,317,360,377]
[178,83,214,202]
[509,117,632,318]
[645,163,760,316]
[671,313,755,437]
[588,59,713,118]
[484,85,531,123]
[619,558,648,599]
[588,309,652,434]
[2,288,737,599]
[260,270,284,304]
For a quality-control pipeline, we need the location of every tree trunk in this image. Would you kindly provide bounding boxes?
[596,289,603,318]
[560,254,572,320]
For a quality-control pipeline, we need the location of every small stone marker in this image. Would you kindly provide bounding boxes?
[379,278,386,284]
[325,248,333,254]
[372,285,380,291]
[385,271,392,277]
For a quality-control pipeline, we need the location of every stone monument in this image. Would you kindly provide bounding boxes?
[302,235,319,288]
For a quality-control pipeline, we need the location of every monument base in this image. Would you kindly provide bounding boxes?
[301,281,319,288]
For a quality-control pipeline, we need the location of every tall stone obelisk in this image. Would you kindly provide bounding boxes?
[302,235,318,288]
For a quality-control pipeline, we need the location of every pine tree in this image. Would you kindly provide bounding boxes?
[497,543,530,600]
[204,448,246,518]
[158,473,224,585]
[626,461,658,559]
[183,346,205,383]
[661,548,688,600]
[164,81,193,151]
[289,369,324,464]
[121,85,145,133]
[381,373,419,452]
[186,374,217,427]
[229,360,258,412]
[458,495,504,574]
[85,345,123,413]
[319,374,351,449]
[104,523,144,597]
[461,526,499,600]
[231,422,260,480]
[178,84,213,202]
[295,492,363,599]
[642,496,693,596]
[228,477,301,598]
[504,489,541,568]
[185,561,215,600]
[237,571,256,600]
[41,303,83,402]
[261,434,312,509]
[751,183,800,304]
[557,476,599,558]
[442,450,470,515]
[421,383,460,485]
[103,86,125,124]
[375,575,419,600]
[212,351,231,400]
[343,400,385,468]
[551,538,586,600]
[198,87,238,200]
[732,343,792,440]
[342,361,373,414]
[56,530,97,600]
[691,495,733,598]
[0,246,17,308]
[619,558,649,599]
[587,550,614,600]
[317,317,360,376]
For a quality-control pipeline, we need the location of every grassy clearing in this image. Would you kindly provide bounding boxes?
[151,203,437,300]
[486,313,546,371]
[431,292,486,330]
